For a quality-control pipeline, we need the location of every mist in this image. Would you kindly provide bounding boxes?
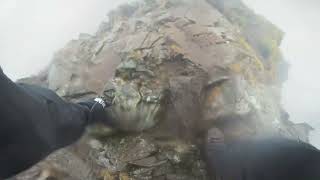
[1,0,320,147]
[0,0,132,79]
[243,0,320,147]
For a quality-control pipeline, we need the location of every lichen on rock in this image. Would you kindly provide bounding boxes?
[16,0,312,179]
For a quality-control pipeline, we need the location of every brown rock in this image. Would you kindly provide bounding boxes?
[16,0,311,179]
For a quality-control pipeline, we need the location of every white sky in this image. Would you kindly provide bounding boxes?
[0,0,131,79]
[1,0,320,146]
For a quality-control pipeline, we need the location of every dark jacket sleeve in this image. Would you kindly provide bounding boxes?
[0,68,90,178]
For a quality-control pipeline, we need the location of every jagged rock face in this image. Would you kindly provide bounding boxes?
[16,0,312,179]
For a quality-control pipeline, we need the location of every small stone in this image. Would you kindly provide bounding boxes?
[88,139,103,150]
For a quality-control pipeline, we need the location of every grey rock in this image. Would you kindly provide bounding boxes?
[16,0,311,179]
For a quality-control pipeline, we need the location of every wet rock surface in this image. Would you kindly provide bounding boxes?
[16,0,312,179]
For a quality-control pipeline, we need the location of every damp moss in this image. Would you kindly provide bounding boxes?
[128,50,144,61]
[228,62,258,86]
[211,0,284,60]
[237,37,265,71]
[170,44,184,54]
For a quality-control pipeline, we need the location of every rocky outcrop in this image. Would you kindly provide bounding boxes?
[16,0,312,179]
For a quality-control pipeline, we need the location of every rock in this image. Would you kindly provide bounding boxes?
[16,0,312,179]
[293,123,314,142]
[88,139,104,150]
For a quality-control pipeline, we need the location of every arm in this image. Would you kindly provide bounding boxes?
[0,68,106,178]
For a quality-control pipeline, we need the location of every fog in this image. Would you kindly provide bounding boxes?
[243,0,320,147]
[0,0,132,79]
[1,0,320,147]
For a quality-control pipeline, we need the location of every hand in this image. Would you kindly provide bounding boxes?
[79,97,114,126]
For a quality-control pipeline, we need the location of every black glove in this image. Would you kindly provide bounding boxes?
[78,97,114,126]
